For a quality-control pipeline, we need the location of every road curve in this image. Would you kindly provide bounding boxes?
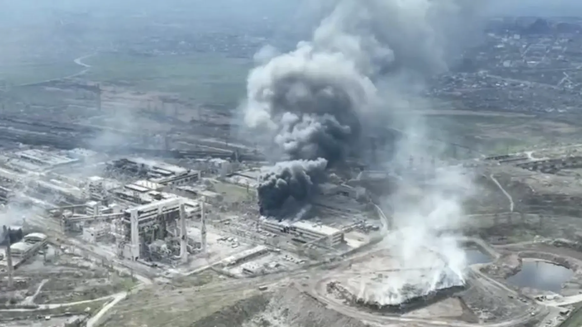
[17,54,94,87]
[490,174,514,212]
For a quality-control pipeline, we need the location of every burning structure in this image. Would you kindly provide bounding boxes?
[243,0,476,312]
[257,158,328,216]
[245,0,476,217]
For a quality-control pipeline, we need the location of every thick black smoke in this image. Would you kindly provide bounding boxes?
[245,0,480,215]
[257,158,328,216]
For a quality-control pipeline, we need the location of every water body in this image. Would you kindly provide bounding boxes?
[465,247,492,265]
[507,261,574,293]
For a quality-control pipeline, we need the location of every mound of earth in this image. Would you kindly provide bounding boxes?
[193,285,369,327]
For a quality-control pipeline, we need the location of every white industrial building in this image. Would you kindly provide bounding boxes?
[222,245,269,267]
[82,225,109,243]
[259,219,344,247]
[29,179,85,203]
[10,242,34,257]
[87,176,106,202]
[122,198,188,261]
[15,149,80,170]
[11,232,48,257]
[23,233,47,244]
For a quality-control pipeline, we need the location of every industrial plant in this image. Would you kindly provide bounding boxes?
[3,1,582,327]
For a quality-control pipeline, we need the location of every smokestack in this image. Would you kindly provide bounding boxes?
[179,202,188,264]
[2,226,13,288]
[200,198,206,255]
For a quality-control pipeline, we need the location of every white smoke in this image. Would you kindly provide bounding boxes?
[243,0,481,299]
[253,45,281,65]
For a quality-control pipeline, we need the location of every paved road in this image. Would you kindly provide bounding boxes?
[22,279,49,306]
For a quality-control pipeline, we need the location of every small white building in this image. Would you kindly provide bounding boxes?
[82,226,108,243]
[223,245,269,267]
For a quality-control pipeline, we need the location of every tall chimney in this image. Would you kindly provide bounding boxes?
[200,198,206,255]
[3,226,14,288]
[179,202,188,264]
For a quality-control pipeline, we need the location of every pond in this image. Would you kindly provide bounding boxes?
[465,247,492,265]
[506,261,574,293]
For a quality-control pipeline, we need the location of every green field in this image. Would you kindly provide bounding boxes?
[561,306,582,327]
[0,61,81,86]
[84,53,253,107]
[416,113,582,157]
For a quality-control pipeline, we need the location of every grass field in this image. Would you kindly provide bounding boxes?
[561,305,582,327]
[0,61,81,86]
[84,53,253,107]
[414,112,582,156]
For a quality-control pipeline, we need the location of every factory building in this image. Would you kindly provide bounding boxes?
[29,179,85,203]
[122,198,187,261]
[0,185,12,203]
[85,201,106,216]
[10,242,34,257]
[226,168,261,189]
[191,158,237,178]
[0,167,20,184]
[23,233,48,244]
[259,219,344,247]
[10,232,48,257]
[15,149,80,171]
[222,245,269,267]
[87,176,106,202]
[114,185,177,205]
[82,225,109,243]
[107,158,199,186]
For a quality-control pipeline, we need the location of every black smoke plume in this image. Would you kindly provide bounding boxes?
[244,0,481,215]
[258,158,328,216]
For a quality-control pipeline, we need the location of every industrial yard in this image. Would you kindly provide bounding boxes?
[4,2,582,327]
[4,138,582,326]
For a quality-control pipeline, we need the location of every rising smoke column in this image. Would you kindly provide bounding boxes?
[245,0,479,214]
[257,158,328,216]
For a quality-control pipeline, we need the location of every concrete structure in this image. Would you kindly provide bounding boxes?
[85,201,101,216]
[133,180,164,191]
[82,226,108,243]
[10,242,34,257]
[15,149,79,170]
[201,199,207,254]
[87,176,106,202]
[259,218,344,247]
[223,245,269,267]
[23,232,47,244]
[30,179,85,203]
[107,158,199,186]
[122,198,184,261]
[226,175,259,189]
[0,185,12,203]
[198,190,222,205]
[179,203,188,263]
